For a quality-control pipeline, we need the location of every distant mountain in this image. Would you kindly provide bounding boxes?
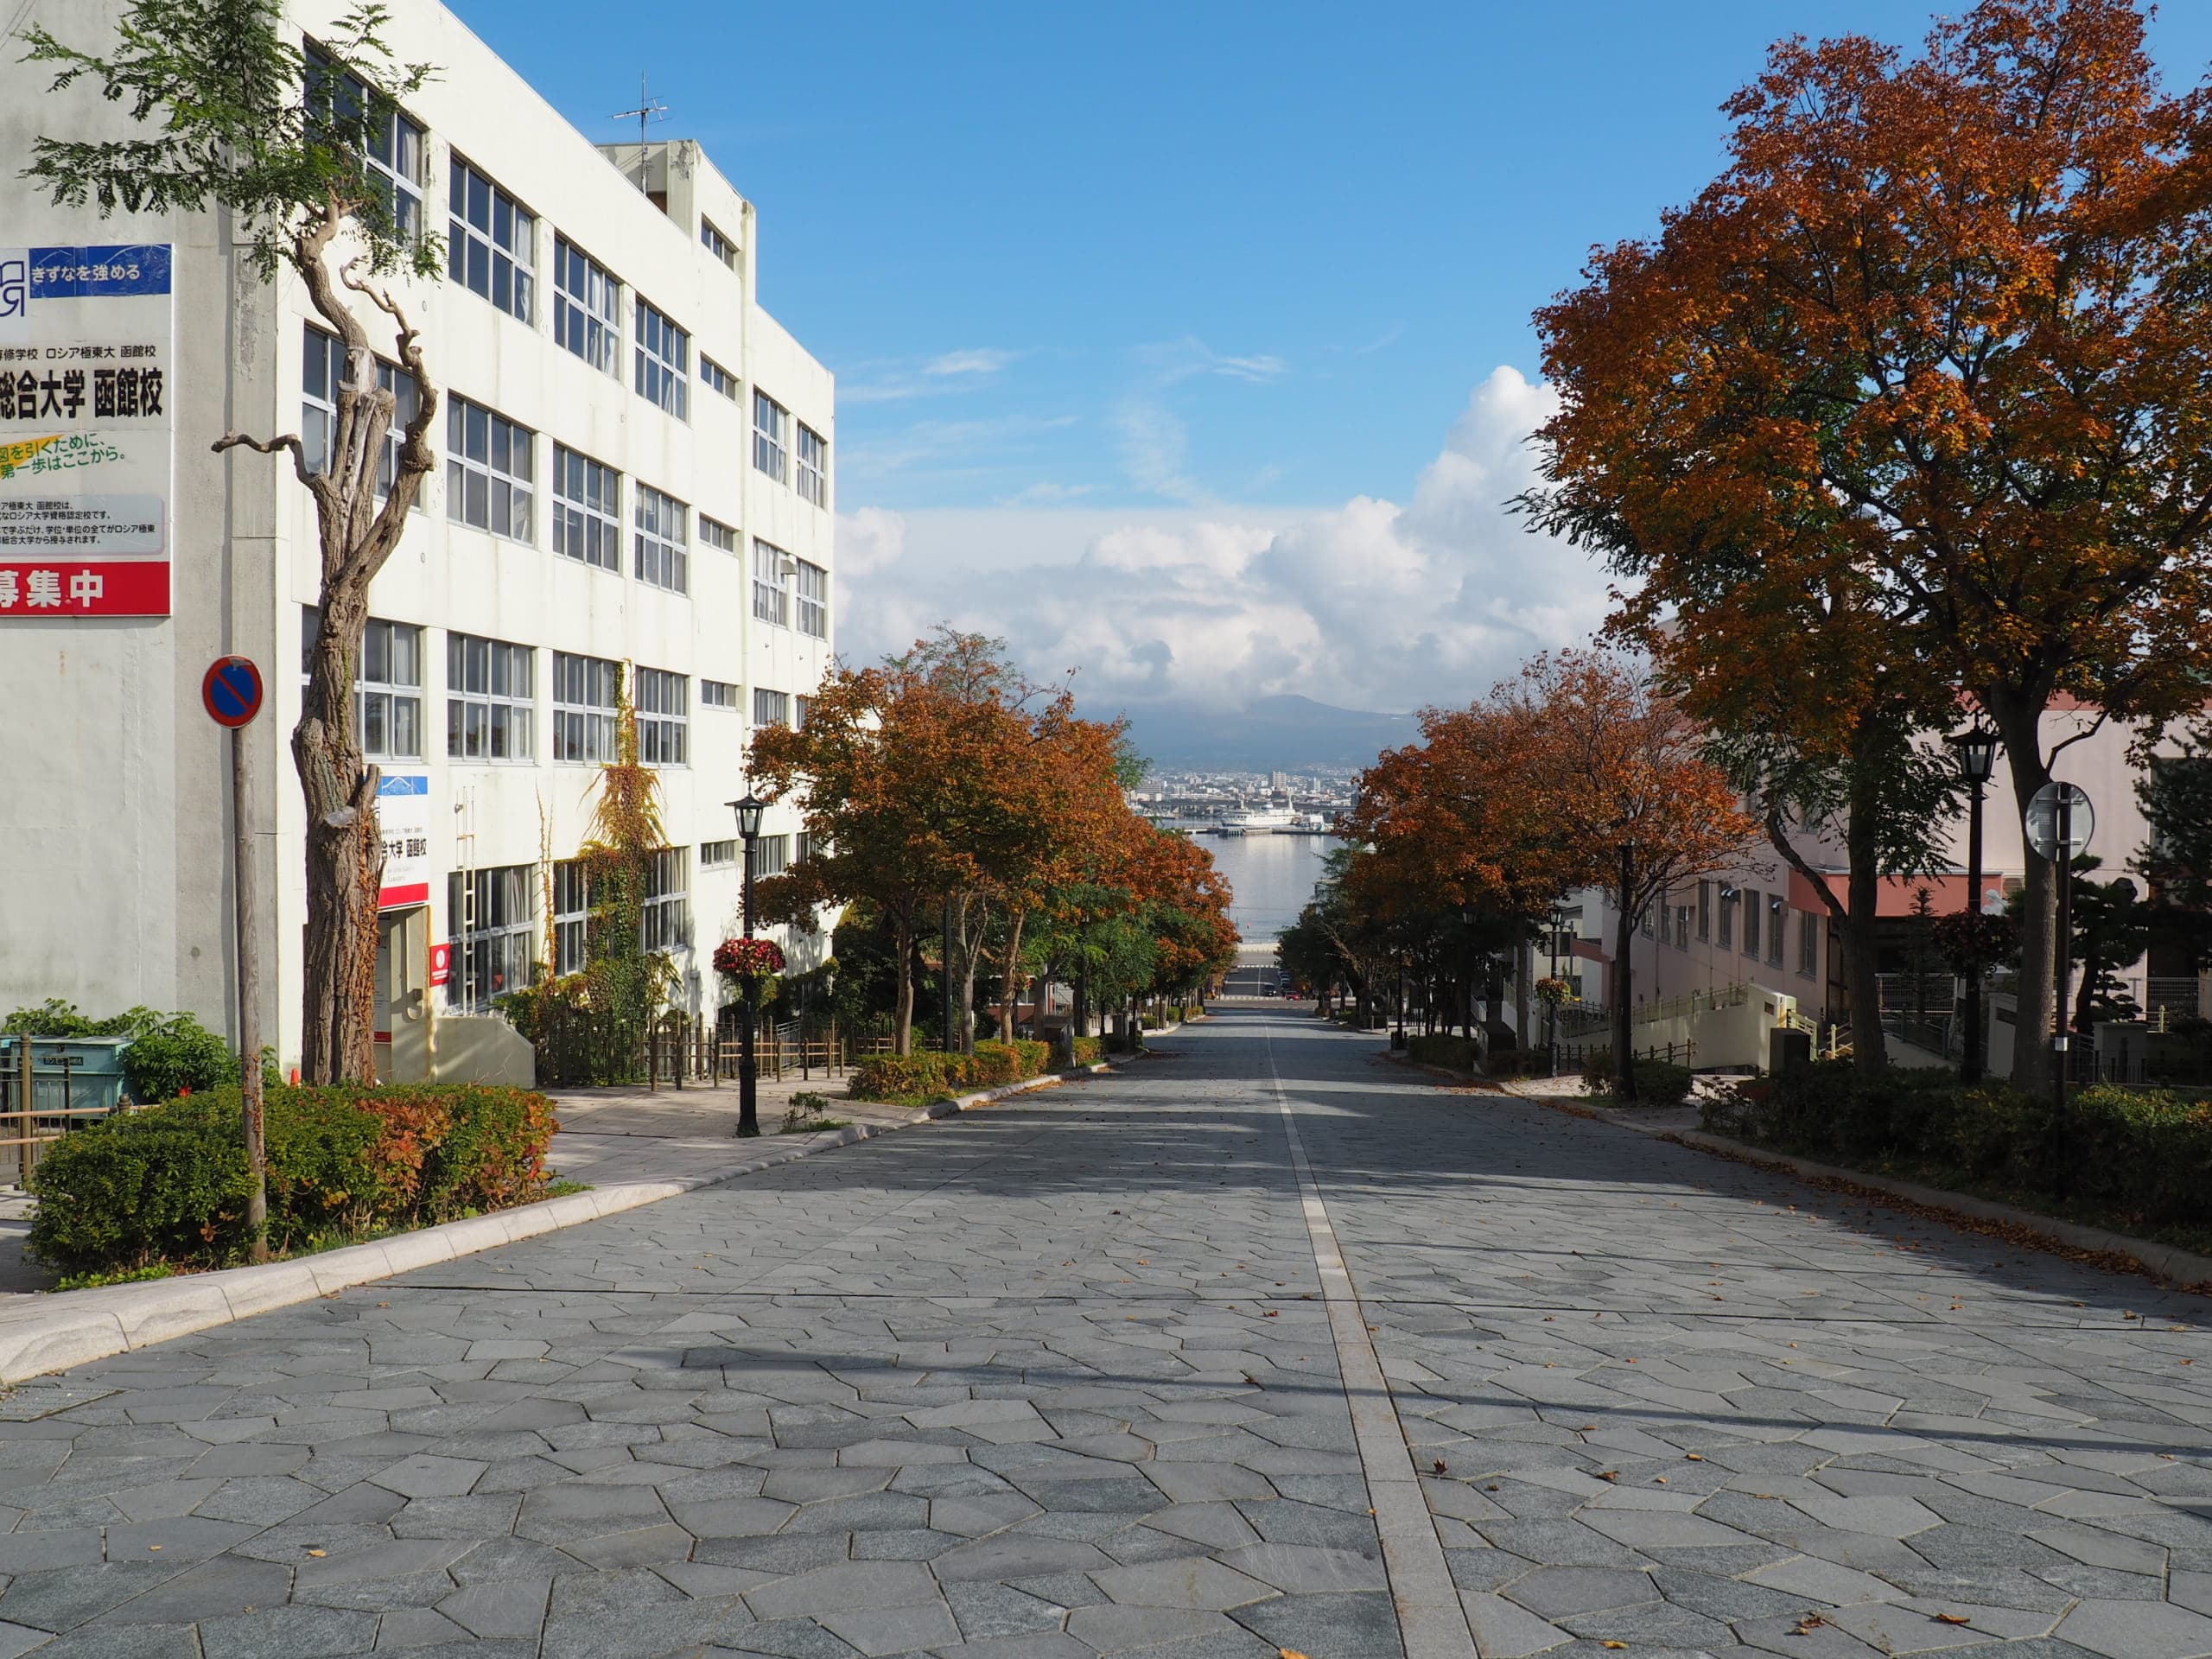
[1108,695,1417,772]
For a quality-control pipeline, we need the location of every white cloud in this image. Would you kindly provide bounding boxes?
[834,365,1611,715]
[925,347,1018,378]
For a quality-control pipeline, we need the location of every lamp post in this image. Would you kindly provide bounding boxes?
[728,792,766,1137]
[1946,722,2001,1081]
[1549,898,1568,1077]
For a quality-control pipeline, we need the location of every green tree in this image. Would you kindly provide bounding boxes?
[22,1,443,1083]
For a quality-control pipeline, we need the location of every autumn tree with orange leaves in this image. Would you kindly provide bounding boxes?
[748,629,1233,1056]
[1525,0,2212,1089]
[1347,652,1756,1097]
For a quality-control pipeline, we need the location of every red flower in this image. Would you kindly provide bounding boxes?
[714,937,785,978]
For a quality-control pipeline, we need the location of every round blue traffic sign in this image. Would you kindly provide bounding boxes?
[202,656,264,728]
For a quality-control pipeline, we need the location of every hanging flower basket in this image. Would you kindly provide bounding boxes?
[714,938,785,981]
[1535,976,1577,1007]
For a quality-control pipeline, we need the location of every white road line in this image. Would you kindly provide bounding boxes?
[1263,1022,1478,1659]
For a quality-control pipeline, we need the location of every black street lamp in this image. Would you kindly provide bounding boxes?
[1946,722,2001,1082]
[728,791,767,1137]
[1548,898,1568,1077]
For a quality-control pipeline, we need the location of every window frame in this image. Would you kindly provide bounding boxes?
[302,326,417,503]
[1742,887,1762,959]
[642,847,690,953]
[700,839,739,869]
[633,666,689,766]
[752,539,789,627]
[447,155,536,322]
[700,679,740,709]
[1799,909,1820,978]
[553,235,620,374]
[702,217,739,270]
[753,687,790,728]
[753,390,789,482]
[446,863,536,1013]
[794,558,828,639]
[797,423,828,506]
[445,395,535,543]
[445,632,535,764]
[1768,896,1787,966]
[634,484,690,594]
[700,355,740,401]
[551,444,621,572]
[551,651,620,765]
[553,859,591,975]
[633,296,690,419]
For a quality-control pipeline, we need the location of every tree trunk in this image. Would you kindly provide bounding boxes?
[1843,743,1891,1074]
[1614,845,1638,1099]
[1991,697,2057,1092]
[997,910,1027,1041]
[1515,941,1533,1048]
[953,891,983,1055]
[296,595,385,1084]
[892,913,915,1055]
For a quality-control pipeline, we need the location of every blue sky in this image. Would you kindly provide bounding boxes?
[455,0,2212,713]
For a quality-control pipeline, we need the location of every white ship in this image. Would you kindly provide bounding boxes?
[1209,803,1303,836]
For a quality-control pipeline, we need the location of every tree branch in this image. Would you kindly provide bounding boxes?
[211,429,329,499]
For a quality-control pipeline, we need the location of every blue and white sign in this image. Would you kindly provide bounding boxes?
[27,245,172,300]
[377,773,432,909]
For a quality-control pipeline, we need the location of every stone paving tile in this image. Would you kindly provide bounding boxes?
[0,1010,2206,1656]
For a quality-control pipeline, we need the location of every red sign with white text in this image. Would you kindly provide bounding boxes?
[0,559,168,615]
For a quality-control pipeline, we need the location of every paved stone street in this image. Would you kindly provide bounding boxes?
[0,1009,2205,1657]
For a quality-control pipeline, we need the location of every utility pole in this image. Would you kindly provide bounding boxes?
[203,657,268,1258]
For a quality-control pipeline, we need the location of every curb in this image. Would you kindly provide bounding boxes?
[0,1065,1116,1386]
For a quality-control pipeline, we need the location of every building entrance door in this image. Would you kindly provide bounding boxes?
[372,906,430,1083]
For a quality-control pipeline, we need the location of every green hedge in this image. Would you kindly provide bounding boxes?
[1071,1035,1104,1066]
[1722,1062,2212,1237]
[29,1082,558,1273]
[1578,1046,1694,1104]
[849,1039,1053,1104]
[1408,1033,1482,1072]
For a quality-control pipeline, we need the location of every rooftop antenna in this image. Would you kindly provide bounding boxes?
[612,73,669,193]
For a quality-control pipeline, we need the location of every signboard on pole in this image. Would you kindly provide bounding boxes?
[0,244,173,617]
[2024,782,2094,862]
[200,656,264,728]
[377,774,431,910]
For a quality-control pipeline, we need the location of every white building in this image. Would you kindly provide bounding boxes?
[0,0,836,1077]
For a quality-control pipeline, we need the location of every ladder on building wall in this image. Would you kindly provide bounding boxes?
[454,789,477,1012]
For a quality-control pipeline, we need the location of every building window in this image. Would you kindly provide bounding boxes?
[699,516,738,555]
[1768,897,1787,966]
[794,558,828,639]
[302,608,423,760]
[1742,887,1761,958]
[1799,908,1820,977]
[553,859,590,975]
[1675,903,1691,950]
[752,539,788,626]
[302,327,417,500]
[1641,906,1655,939]
[634,667,688,766]
[795,695,812,729]
[1717,887,1734,950]
[701,356,739,401]
[447,157,534,321]
[634,298,690,419]
[552,446,620,571]
[554,236,620,373]
[552,652,619,764]
[798,423,828,506]
[446,863,535,1012]
[308,47,425,242]
[700,678,739,709]
[747,834,790,880]
[1656,899,1670,945]
[796,830,815,863]
[753,390,789,482]
[753,687,790,728]
[1697,880,1712,943]
[701,839,739,869]
[634,485,689,594]
[445,397,534,541]
[446,632,534,762]
[702,217,738,270]
[642,848,689,952]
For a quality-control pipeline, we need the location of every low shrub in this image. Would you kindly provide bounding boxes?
[849,1039,1055,1103]
[1729,1062,2212,1239]
[1071,1035,1104,1066]
[29,1081,558,1273]
[1578,1046,1694,1104]
[119,1013,239,1102]
[1408,1033,1483,1073]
